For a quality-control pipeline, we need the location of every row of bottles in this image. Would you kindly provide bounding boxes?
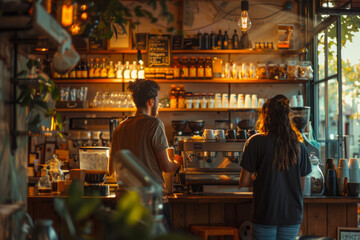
[54,58,145,80]
[173,56,213,79]
[197,30,240,50]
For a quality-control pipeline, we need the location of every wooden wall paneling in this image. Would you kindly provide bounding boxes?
[171,203,186,231]
[346,203,358,227]
[186,203,210,228]
[225,204,237,227]
[300,203,308,236]
[235,201,252,226]
[307,203,327,237]
[326,204,347,239]
[209,203,225,225]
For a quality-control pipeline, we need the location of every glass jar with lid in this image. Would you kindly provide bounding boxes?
[309,152,324,195]
[169,85,177,109]
[181,57,189,79]
[178,86,185,109]
[173,56,181,79]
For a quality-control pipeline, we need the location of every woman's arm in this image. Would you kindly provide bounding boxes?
[239,168,254,187]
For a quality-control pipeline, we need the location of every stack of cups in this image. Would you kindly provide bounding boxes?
[244,94,251,108]
[237,94,244,108]
[230,94,237,108]
[251,94,258,108]
[349,158,360,183]
[337,158,350,195]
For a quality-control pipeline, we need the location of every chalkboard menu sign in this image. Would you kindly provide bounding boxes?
[148,35,171,67]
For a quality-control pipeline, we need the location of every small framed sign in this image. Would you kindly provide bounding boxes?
[108,22,132,50]
[337,227,360,240]
[148,34,171,67]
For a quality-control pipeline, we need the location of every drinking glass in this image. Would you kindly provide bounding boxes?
[70,88,77,101]
[79,87,88,101]
[60,86,70,101]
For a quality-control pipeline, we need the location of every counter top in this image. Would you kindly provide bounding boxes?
[168,192,360,203]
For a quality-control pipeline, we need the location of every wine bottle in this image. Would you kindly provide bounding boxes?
[232,30,239,49]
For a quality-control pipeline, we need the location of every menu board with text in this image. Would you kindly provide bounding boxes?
[148,35,171,67]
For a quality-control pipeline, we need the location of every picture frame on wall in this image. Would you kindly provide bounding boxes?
[278,24,295,49]
[108,22,132,50]
[337,227,360,240]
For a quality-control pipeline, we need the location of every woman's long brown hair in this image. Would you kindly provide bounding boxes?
[256,95,303,170]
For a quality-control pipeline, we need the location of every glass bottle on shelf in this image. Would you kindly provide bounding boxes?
[76,60,82,79]
[123,61,131,81]
[180,57,189,79]
[207,93,215,108]
[88,58,95,78]
[232,30,239,49]
[189,57,197,79]
[205,57,213,79]
[131,61,138,79]
[69,65,76,78]
[197,57,205,79]
[108,61,115,78]
[223,30,229,49]
[138,61,145,79]
[116,61,123,79]
[198,32,203,50]
[178,85,185,109]
[169,85,177,109]
[309,153,324,195]
[173,56,181,79]
[210,31,216,50]
[48,154,64,182]
[200,93,207,108]
[204,32,210,50]
[217,30,223,49]
[81,59,88,79]
[94,58,101,78]
[100,58,108,78]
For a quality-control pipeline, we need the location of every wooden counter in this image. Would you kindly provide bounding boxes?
[168,193,360,238]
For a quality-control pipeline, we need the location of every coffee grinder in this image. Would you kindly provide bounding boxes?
[172,120,191,153]
[290,107,321,159]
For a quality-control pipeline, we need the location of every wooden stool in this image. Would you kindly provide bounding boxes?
[190,225,239,240]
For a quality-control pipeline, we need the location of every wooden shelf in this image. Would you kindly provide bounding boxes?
[56,108,260,113]
[78,50,147,54]
[54,78,309,84]
[74,49,305,55]
[172,49,307,55]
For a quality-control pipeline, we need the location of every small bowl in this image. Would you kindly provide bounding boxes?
[347,182,360,196]
[171,120,187,132]
[85,170,107,184]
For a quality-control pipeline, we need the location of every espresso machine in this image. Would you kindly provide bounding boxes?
[290,106,321,159]
[172,120,205,153]
[178,138,245,192]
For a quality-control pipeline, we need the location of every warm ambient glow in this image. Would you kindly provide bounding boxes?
[70,24,80,35]
[34,48,49,52]
[61,4,74,27]
[81,12,88,21]
[238,0,252,32]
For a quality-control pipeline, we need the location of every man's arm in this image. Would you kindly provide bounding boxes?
[239,168,254,187]
[156,149,182,173]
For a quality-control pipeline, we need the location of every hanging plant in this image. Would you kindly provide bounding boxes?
[74,0,175,39]
[16,59,64,137]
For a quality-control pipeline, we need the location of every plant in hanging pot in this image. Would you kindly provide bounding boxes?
[17,59,64,137]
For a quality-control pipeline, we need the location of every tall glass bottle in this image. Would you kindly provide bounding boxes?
[210,31,216,49]
[180,57,189,79]
[131,61,138,79]
[205,57,213,79]
[217,30,223,49]
[76,60,82,78]
[94,58,101,78]
[232,30,239,49]
[100,58,108,78]
[116,61,123,79]
[198,32,203,50]
[108,61,115,78]
[223,30,229,49]
[123,61,131,81]
[197,57,205,79]
[138,61,145,79]
[189,57,197,79]
[81,59,88,79]
[88,58,95,78]
[173,56,181,79]
[204,32,210,50]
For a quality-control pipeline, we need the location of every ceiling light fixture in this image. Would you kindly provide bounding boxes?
[238,0,252,32]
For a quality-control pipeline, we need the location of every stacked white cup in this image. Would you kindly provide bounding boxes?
[349,158,360,183]
[337,158,350,195]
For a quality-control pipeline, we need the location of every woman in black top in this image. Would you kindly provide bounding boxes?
[239,95,312,240]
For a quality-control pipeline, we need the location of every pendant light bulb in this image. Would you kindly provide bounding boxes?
[238,0,252,32]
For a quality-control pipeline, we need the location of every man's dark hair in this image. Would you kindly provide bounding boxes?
[127,79,160,108]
